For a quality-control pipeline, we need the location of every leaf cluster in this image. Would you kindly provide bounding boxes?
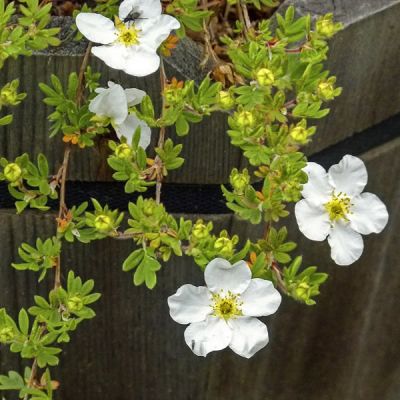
[0,153,57,213]
[12,237,61,282]
[39,71,105,143]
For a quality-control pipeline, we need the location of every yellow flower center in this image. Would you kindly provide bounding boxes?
[115,17,140,47]
[212,291,242,320]
[324,192,352,222]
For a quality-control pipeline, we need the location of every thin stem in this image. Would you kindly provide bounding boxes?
[223,3,231,20]
[57,147,71,221]
[155,58,167,204]
[236,3,247,35]
[25,41,93,393]
[271,261,288,294]
[198,0,220,9]
[76,42,93,107]
[23,359,38,400]
[240,1,252,31]
[109,231,142,240]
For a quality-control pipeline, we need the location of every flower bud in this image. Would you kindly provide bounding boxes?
[217,91,235,109]
[293,282,311,302]
[115,143,133,159]
[4,163,22,182]
[94,215,112,231]
[67,296,84,312]
[317,81,335,101]
[256,68,275,87]
[214,237,234,256]
[230,169,250,195]
[236,111,255,129]
[0,80,24,107]
[316,14,342,38]
[192,220,209,240]
[290,126,308,143]
[143,201,156,217]
[0,88,17,106]
[0,327,14,343]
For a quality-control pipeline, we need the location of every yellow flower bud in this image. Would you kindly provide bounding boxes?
[192,221,209,240]
[214,237,234,256]
[236,111,255,129]
[256,68,275,87]
[115,143,133,159]
[294,282,311,301]
[94,215,112,231]
[4,163,22,182]
[316,14,342,38]
[143,202,156,217]
[230,169,250,194]
[67,296,84,312]
[0,88,17,105]
[317,81,335,101]
[217,91,235,109]
[290,126,309,143]
[0,327,14,343]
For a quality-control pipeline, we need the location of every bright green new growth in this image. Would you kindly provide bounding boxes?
[0,2,342,398]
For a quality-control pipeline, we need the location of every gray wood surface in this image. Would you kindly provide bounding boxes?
[278,0,400,155]
[0,137,398,400]
[2,0,400,183]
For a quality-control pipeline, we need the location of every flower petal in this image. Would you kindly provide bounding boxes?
[228,317,269,359]
[122,47,160,77]
[301,162,332,204]
[125,88,147,106]
[328,155,368,196]
[89,83,128,124]
[204,258,251,294]
[139,15,180,50]
[168,284,212,324]
[119,0,162,20]
[114,114,151,149]
[76,13,117,44]
[295,199,331,241]
[91,44,129,72]
[328,222,364,266]
[240,279,281,317]
[349,192,389,235]
[184,317,232,357]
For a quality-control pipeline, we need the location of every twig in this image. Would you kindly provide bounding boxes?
[23,359,38,400]
[25,41,93,395]
[223,3,232,20]
[236,3,247,35]
[54,42,92,287]
[271,261,288,294]
[76,42,93,107]
[155,58,167,204]
[198,0,220,9]
[109,231,142,240]
[240,1,252,31]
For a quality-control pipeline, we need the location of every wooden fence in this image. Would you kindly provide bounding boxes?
[0,0,399,399]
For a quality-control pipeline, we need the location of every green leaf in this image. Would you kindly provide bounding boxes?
[18,309,29,335]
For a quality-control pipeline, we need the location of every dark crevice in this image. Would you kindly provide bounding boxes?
[0,114,399,214]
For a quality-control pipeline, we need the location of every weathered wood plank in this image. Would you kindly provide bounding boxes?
[0,17,242,184]
[278,0,400,154]
[0,137,399,399]
[3,3,400,183]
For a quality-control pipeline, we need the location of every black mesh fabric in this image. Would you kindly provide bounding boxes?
[0,113,399,212]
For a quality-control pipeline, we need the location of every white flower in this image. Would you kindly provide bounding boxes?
[89,81,151,149]
[295,155,389,266]
[76,0,180,76]
[168,258,282,358]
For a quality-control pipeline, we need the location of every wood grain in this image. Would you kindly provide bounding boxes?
[277,0,400,154]
[2,2,400,183]
[0,138,399,400]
